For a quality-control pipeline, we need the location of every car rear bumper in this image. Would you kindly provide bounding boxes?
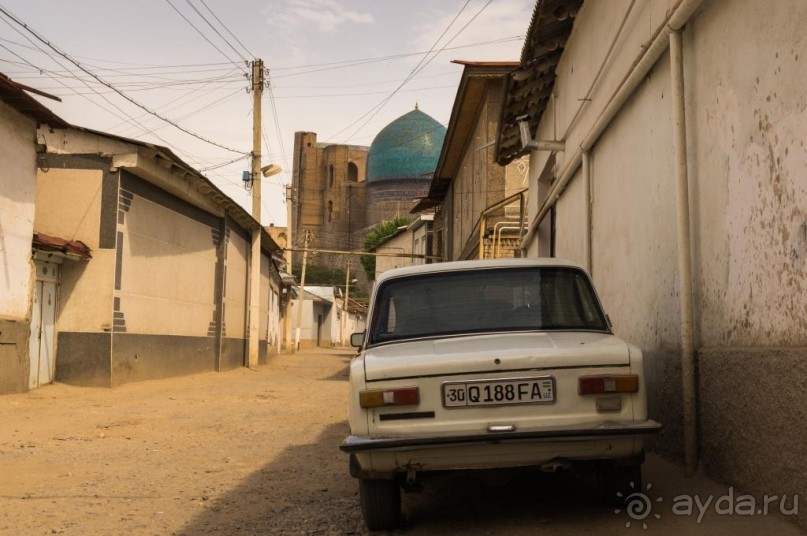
[339,419,661,453]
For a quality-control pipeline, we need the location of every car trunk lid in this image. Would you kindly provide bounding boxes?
[363,331,629,382]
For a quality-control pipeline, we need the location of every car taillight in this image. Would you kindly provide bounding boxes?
[578,375,639,395]
[359,387,420,408]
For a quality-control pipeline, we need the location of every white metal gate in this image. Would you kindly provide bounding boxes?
[28,260,59,390]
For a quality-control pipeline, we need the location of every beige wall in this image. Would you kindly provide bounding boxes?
[449,99,491,260]
[411,221,430,266]
[0,102,37,320]
[523,0,807,514]
[260,252,282,351]
[447,84,527,261]
[224,228,248,339]
[35,168,113,332]
[374,232,412,280]
[531,0,806,346]
[120,195,216,336]
[688,0,807,347]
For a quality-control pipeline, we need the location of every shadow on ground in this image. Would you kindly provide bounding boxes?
[175,418,617,535]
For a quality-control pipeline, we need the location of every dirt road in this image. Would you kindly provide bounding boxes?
[0,348,801,535]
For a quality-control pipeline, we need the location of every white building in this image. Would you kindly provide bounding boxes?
[495,0,807,529]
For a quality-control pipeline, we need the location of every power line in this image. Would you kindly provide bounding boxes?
[165,0,247,73]
[198,0,255,59]
[270,36,522,75]
[265,79,290,175]
[184,0,249,63]
[328,0,472,141]
[0,21,174,144]
[0,5,248,155]
[0,33,521,79]
[200,154,251,172]
[335,0,493,143]
[116,86,245,138]
[265,84,457,100]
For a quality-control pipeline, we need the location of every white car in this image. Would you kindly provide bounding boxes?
[340,259,660,530]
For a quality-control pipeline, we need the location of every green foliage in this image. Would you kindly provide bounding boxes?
[291,264,345,287]
[361,216,411,280]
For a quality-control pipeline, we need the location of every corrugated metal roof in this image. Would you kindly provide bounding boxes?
[495,0,583,165]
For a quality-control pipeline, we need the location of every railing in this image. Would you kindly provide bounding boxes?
[458,189,528,260]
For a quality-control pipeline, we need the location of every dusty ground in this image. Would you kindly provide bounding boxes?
[0,348,801,535]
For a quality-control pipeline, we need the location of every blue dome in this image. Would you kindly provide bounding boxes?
[366,108,446,181]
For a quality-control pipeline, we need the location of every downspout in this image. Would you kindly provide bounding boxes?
[519,0,705,253]
[478,213,486,260]
[582,151,592,273]
[670,29,697,477]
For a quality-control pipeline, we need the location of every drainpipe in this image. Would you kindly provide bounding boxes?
[582,151,592,273]
[519,0,705,254]
[478,214,487,260]
[670,29,698,477]
[495,225,525,258]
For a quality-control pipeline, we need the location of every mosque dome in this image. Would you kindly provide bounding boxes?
[366,106,446,182]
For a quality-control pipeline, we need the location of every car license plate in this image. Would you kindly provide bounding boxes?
[442,377,555,408]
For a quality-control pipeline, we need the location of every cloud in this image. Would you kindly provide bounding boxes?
[270,0,374,33]
[411,0,533,61]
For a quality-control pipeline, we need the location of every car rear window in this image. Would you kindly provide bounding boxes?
[368,267,609,345]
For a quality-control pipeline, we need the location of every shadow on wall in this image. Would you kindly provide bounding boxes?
[644,349,685,461]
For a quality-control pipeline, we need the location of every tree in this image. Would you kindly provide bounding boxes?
[361,216,411,280]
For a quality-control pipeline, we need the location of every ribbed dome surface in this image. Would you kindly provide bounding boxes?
[366,109,446,181]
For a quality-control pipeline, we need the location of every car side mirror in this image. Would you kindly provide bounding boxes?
[350,331,365,349]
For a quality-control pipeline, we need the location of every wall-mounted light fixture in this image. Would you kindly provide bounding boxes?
[516,114,565,152]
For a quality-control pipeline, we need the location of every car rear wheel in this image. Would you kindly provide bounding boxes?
[359,477,401,530]
[602,463,642,507]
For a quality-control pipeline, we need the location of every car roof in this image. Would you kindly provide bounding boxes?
[375,258,587,284]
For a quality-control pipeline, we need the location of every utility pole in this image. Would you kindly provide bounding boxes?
[294,229,310,351]
[247,58,264,369]
[284,184,294,352]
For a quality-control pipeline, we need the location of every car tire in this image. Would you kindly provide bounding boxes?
[359,477,401,530]
[602,463,642,507]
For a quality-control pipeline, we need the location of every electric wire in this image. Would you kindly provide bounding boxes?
[184,0,250,63]
[198,0,255,59]
[0,22,178,147]
[164,0,247,74]
[336,0,493,143]
[200,154,251,172]
[0,5,248,155]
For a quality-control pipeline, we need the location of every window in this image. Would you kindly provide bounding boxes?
[368,267,609,345]
[327,200,333,222]
[329,165,334,188]
[347,162,359,182]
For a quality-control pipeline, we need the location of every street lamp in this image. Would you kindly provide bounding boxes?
[261,164,282,177]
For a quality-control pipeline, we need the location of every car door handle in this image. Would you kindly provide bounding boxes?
[487,425,516,433]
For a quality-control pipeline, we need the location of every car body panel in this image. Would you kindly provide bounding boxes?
[342,259,659,477]
[363,332,630,381]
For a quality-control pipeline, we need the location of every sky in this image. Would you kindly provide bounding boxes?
[0,0,533,227]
